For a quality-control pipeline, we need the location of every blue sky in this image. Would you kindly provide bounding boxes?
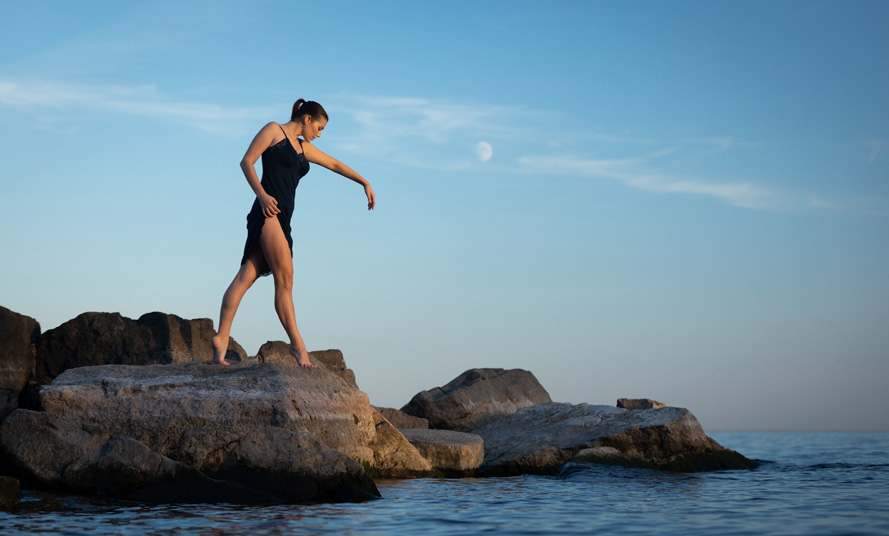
[1,1,887,431]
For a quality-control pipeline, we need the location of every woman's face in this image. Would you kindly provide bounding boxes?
[302,117,327,142]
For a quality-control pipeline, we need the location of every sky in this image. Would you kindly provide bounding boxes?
[1,0,887,431]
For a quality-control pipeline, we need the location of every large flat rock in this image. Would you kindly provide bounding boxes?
[39,361,376,468]
[474,402,756,476]
[36,359,429,483]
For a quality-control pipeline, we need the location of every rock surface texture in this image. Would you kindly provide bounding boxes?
[0,307,40,421]
[400,428,484,476]
[474,402,757,476]
[0,409,268,503]
[401,368,552,432]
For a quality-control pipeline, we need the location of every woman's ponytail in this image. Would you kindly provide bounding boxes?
[291,99,328,122]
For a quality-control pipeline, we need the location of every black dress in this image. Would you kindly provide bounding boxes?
[241,125,311,277]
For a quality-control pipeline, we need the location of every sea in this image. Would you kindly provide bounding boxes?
[2,432,888,536]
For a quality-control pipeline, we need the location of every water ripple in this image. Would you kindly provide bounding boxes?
[2,433,888,536]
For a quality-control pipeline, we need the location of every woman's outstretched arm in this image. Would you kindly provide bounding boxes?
[302,142,375,210]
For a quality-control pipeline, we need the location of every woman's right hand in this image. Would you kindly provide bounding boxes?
[259,193,280,218]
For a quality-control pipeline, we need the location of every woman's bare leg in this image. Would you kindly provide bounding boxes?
[211,252,264,365]
[259,216,315,368]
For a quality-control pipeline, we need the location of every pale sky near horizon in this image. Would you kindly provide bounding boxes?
[1,1,887,431]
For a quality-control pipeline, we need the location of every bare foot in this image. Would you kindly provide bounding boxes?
[211,335,230,366]
[289,344,316,368]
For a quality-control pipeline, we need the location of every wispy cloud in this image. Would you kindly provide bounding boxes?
[1,83,858,213]
[519,153,779,210]
[0,78,269,135]
[325,93,855,212]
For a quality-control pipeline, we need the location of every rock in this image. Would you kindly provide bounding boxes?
[38,359,418,481]
[400,428,484,477]
[0,409,268,503]
[39,361,376,469]
[617,398,666,410]
[401,368,552,431]
[33,312,247,387]
[214,426,379,503]
[366,410,435,478]
[0,306,40,421]
[373,406,429,429]
[474,402,757,476]
[256,342,358,389]
[0,475,20,512]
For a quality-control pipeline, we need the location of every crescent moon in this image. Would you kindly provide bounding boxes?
[476,141,493,162]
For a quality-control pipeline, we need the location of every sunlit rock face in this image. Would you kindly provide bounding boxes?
[401,368,552,432]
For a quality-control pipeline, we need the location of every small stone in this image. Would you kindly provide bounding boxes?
[617,398,667,410]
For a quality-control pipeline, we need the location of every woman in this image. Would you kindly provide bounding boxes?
[211,99,375,367]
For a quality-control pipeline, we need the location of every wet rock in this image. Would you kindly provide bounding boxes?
[373,406,429,429]
[0,306,40,421]
[256,342,358,389]
[401,368,552,431]
[367,410,435,478]
[475,402,757,476]
[400,428,484,477]
[0,475,20,512]
[617,398,666,410]
[33,312,246,387]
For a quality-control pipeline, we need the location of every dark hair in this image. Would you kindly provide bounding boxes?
[291,99,328,122]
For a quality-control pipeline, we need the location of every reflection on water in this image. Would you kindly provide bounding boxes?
[3,433,889,536]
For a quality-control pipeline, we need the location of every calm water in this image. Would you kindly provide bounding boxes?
[3,432,888,536]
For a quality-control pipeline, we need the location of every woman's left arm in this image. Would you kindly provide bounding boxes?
[303,142,375,210]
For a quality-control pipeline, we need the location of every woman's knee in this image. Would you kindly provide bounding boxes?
[273,266,294,289]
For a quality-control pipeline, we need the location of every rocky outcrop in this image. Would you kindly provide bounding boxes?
[401,368,552,431]
[367,410,435,478]
[474,402,757,476]
[373,406,429,429]
[0,307,40,421]
[400,429,484,477]
[33,312,247,387]
[617,398,666,410]
[257,342,358,389]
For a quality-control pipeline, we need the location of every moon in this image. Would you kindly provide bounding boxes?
[476,141,493,162]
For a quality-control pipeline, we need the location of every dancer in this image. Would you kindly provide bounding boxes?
[211,99,375,367]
